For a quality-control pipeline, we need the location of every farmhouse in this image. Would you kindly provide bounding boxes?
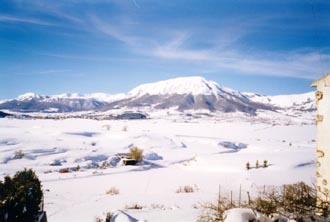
[311,73,330,210]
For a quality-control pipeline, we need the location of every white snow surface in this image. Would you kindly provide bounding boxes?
[244,92,314,109]
[17,92,43,101]
[224,208,270,222]
[268,92,314,108]
[269,213,291,222]
[108,210,140,222]
[0,117,316,222]
[128,76,225,96]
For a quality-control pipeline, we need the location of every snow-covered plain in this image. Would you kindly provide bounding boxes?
[0,117,316,222]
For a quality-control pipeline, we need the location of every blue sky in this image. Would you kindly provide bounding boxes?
[0,0,329,99]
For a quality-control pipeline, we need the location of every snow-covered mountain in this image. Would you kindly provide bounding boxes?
[0,92,128,112]
[105,76,272,114]
[0,76,315,115]
[243,91,315,112]
[49,92,126,103]
[0,93,107,112]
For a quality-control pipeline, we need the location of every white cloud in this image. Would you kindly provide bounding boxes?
[90,16,137,45]
[0,15,54,26]
[213,51,329,79]
[38,52,141,62]
[150,33,211,60]
[147,35,329,80]
[38,69,72,74]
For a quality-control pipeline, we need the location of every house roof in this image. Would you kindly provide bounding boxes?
[311,73,330,87]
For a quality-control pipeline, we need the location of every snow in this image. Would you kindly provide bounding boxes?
[219,141,247,150]
[244,92,315,109]
[13,89,314,113]
[0,116,316,222]
[128,76,226,96]
[7,77,315,120]
[0,99,8,104]
[0,76,319,221]
[14,92,126,103]
[143,152,163,161]
[223,208,270,222]
[269,213,290,222]
[17,92,43,101]
[108,210,141,222]
[269,92,314,108]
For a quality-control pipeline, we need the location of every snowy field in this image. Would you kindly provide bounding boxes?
[0,117,316,222]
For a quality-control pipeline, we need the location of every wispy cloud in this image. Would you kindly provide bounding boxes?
[3,70,84,78]
[38,69,72,74]
[0,15,54,26]
[147,33,329,80]
[213,51,329,79]
[150,33,211,60]
[38,52,141,62]
[90,16,137,45]
[45,9,82,24]
[131,0,140,8]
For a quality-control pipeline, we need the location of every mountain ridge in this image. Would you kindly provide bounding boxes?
[0,76,315,114]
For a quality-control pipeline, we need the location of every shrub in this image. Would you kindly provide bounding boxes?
[263,160,268,168]
[176,185,197,193]
[95,217,103,222]
[106,187,119,196]
[246,162,250,170]
[105,212,111,222]
[0,169,43,222]
[252,194,278,216]
[281,182,316,216]
[129,147,143,162]
[197,182,329,222]
[95,212,111,222]
[13,150,24,159]
[197,196,233,222]
[101,161,108,169]
[125,203,143,210]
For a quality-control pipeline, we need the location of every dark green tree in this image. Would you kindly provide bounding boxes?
[0,169,43,222]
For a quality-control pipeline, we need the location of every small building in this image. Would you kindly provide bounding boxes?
[115,153,138,166]
[122,159,138,166]
[311,73,330,211]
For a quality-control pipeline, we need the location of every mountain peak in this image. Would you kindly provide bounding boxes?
[17,92,42,101]
[128,76,221,96]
